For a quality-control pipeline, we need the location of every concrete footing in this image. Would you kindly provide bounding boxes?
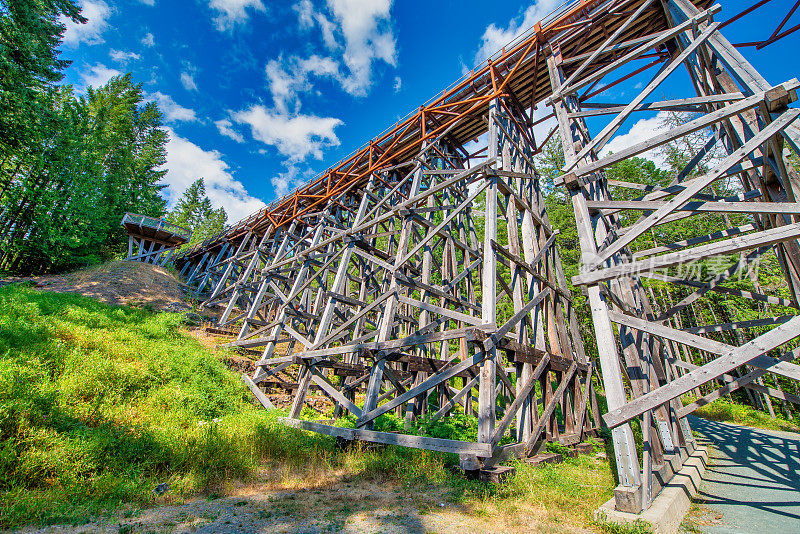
[595,446,709,534]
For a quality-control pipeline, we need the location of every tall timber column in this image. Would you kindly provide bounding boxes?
[547,53,643,511]
[291,178,378,418]
[358,166,426,430]
[478,98,499,444]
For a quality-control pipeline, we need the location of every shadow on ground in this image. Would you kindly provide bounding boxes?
[687,415,800,533]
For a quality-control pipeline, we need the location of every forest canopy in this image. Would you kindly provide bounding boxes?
[0,0,226,273]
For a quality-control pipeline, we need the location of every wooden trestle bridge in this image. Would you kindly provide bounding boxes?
[121,212,191,266]
[171,0,800,515]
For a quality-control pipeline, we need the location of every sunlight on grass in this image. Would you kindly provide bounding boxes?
[0,285,616,531]
[685,396,799,433]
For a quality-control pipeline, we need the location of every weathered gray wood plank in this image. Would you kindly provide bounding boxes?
[604,316,800,427]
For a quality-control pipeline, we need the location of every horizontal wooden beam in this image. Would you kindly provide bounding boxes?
[643,271,798,308]
[603,315,800,428]
[683,315,796,334]
[574,222,800,285]
[633,224,757,258]
[567,93,744,118]
[586,200,800,215]
[278,417,493,456]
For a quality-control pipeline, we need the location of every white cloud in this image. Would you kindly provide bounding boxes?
[162,127,265,222]
[600,112,669,168]
[61,0,111,47]
[151,92,198,123]
[272,165,316,197]
[215,118,245,143]
[393,76,401,93]
[217,0,395,199]
[532,105,557,149]
[294,0,314,29]
[316,13,339,50]
[208,0,266,31]
[232,104,342,161]
[109,49,140,64]
[474,0,559,65]
[139,0,155,5]
[292,0,396,97]
[80,63,121,90]
[266,55,339,112]
[141,32,155,47]
[180,71,198,91]
[327,0,396,96]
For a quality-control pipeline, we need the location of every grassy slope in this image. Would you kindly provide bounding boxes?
[0,284,259,525]
[0,284,626,532]
[686,396,800,433]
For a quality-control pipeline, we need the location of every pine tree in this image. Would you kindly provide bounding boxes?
[0,0,85,153]
[0,3,176,273]
[0,75,169,272]
[168,178,228,247]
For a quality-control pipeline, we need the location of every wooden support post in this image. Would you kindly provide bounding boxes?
[547,53,643,503]
[478,99,499,447]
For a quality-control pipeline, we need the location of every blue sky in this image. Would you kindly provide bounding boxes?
[57,0,800,223]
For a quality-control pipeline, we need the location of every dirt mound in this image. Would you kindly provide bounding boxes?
[30,260,192,310]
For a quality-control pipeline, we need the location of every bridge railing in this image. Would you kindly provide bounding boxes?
[121,212,192,241]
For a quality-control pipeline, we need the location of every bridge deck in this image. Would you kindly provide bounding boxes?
[122,212,191,246]
[177,0,712,261]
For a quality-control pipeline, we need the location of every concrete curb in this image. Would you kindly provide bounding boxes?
[594,446,709,534]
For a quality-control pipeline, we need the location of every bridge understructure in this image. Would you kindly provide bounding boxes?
[173,0,800,515]
[121,213,191,266]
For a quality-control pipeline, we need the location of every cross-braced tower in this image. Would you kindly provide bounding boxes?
[172,0,800,515]
[121,212,191,265]
[545,0,800,513]
[222,97,601,465]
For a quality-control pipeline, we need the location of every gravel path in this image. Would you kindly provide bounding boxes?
[687,415,800,533]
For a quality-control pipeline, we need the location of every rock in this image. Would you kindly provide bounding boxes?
[459,454,481,471]
[153,483,169,495]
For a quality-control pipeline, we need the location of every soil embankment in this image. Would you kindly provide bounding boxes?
[7,260,192,311]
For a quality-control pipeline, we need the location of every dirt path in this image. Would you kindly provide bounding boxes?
[12,477,594,534]
[3,261,193,311]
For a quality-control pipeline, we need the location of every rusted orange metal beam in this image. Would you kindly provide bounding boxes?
[177,0,686,259]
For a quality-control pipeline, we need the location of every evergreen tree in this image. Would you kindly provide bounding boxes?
[168,178,227,247]
[536,134,567,201]
[0,2,224,273]
[0,75,169,272]
[658,111,724,176]
[0,0,84,153]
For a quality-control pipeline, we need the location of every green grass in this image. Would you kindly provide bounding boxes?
[0,284,455,526]
[591,513,653,534]
[0,284,260,526]
[0,284,615,530]
[685,396,800,433]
